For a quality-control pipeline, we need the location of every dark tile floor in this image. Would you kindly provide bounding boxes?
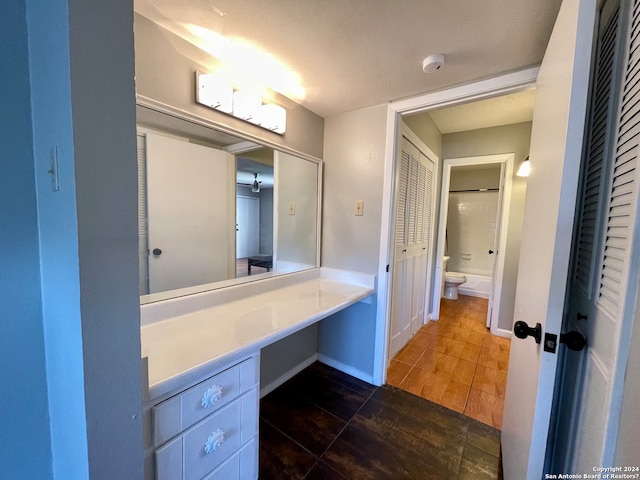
[259,362,503,480]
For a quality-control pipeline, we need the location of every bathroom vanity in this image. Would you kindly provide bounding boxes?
[141,268,375,480]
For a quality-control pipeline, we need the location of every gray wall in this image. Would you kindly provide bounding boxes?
[1,2,52,477]
[319,105,388,378]
[7,0,145,478]
[403,111,443,158]
[134,14,324,160]
[442,122,532,331]
[260,326,319,389]
[450,166,502,191]
[276,152,318,268]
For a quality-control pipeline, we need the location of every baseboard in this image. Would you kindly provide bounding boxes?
[491,327,512,339]
[259,353,318,398]
[317,354,375,385]
[457,288,490,299]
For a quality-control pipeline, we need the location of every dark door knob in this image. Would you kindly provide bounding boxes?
[560,331,586,351]
[576,312,587,321]
[152,248,162,256]
[488,249,495,254]
[514,321,542,344]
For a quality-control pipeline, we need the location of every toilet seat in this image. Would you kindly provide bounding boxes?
[444,272,466,284]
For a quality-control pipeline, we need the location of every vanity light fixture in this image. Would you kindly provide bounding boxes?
[516,156,531,177]
[233,91,262,124]
[196,73,233,113]
[260,104,287,134]
[195,71,287,135]
[251,173,261,193]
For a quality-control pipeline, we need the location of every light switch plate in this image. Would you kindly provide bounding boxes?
[49,146,60,192]
[289,202,296,215]
[355,200,364,216]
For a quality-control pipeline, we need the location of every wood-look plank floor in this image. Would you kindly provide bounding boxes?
[259,362,503,480]
[388,295,510,429]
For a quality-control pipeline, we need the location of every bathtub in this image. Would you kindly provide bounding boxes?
[455,273,491,299]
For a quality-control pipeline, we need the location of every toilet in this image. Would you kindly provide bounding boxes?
[442,256,466,300]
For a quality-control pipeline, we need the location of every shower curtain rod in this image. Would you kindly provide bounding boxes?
[449,188,499,193]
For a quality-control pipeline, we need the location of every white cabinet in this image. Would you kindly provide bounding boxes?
[151,355,259,480]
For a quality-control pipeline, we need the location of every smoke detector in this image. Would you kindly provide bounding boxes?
[422,54,445,73]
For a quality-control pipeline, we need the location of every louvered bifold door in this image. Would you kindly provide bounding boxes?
[572,2,621,298]
[137,133,149,295]
[557,0,640,472]
[596,0,640,320]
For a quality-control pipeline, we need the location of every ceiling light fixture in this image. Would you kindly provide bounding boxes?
[516,156,531,177]
[251,173,261,193]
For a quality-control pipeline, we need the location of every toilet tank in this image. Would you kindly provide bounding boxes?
[443,256,450,272]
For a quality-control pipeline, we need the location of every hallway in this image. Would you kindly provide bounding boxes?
[387,295,510,429]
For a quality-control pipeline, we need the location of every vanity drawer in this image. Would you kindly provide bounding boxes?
[153,356,258,446]
[155,389,258,480]
[201,438,257,480]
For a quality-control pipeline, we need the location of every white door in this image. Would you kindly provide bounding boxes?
[389,134,437,357]
[549,0,636,472]
[146,133,235,293]
[236,196,260,258]
[389,143,412,356]
[501,0,596,478]
[486,165,506,328]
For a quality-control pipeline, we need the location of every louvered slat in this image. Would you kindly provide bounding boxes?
[574,5,620,294]
[597,1,640,318]
[396,151,410,245]
[137,134,148,240]
[415,162,427,242]
[407,157,419,245]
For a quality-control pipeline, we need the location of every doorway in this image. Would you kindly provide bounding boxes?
[433,154,514,337]
[381,86,534,431]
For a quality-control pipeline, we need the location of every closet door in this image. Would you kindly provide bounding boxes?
[389,142,411,357]
[389,136,437,357]
[559,0,639,470]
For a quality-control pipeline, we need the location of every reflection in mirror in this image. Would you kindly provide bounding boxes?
[235,154,274,278]
[136,108,319,303]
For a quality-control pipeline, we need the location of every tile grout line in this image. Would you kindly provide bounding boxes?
[315,384,379,462]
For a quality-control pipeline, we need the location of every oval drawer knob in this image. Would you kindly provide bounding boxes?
[201,385,223,408]
[204,428,225,454]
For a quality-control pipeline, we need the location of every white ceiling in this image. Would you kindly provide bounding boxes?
[418,88,537,134]
[135,0,560,127]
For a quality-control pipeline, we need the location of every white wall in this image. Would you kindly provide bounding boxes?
[442,122,532,331]
[319,105,388,379]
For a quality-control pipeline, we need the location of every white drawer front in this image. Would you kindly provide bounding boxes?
[183,391,254,480]
[153,356,258,447]
[181,367,240,430]
[155,436,182,480]
[201,438,257,480]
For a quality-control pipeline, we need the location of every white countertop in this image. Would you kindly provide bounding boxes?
[141,269,375,401]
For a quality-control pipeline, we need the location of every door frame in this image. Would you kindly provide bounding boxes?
[432,153,514,337]
[373,66,539,384]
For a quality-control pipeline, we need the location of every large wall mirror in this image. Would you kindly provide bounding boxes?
[136,104,321,304]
